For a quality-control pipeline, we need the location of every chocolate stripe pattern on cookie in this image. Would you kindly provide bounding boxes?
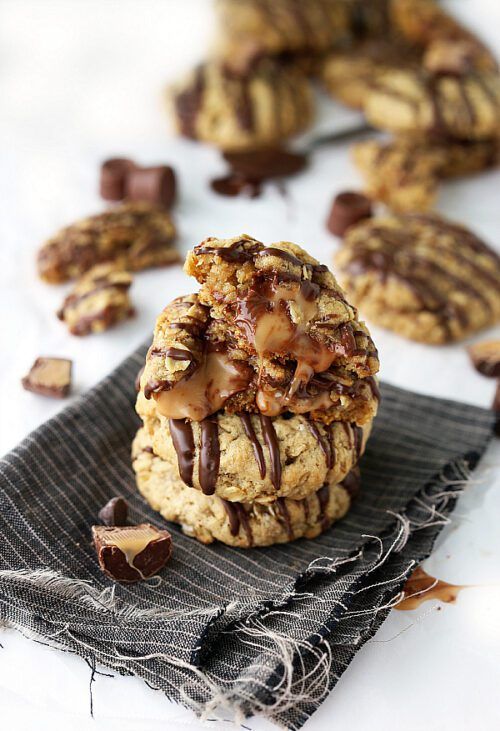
[259,415,282,490]
[169,418,195,486]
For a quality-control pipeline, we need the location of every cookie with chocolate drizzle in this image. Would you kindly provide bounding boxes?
[170,57,313,151]
[364,67,500,141]
[335,213,500,344]
[352,136,499,213]
[136,392,370,503]
[140,287,379,426]
[38,202,178,284]
[181,235,379,423]
[132,427,358,548]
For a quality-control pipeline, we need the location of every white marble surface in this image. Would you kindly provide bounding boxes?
[0,1,499,729]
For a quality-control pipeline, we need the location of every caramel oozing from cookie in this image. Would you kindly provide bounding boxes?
[155,351,251,421]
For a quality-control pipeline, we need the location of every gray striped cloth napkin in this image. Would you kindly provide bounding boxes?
[0,344,494,728]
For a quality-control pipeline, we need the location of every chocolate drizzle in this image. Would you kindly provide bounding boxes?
[221,500,254,546]
[199,416,220,495]
[341,469,361,499]
[259,414,282,490]
[307,420,334,470]
[316,484,330,529]
[175,65,205,139]
[276,498,293,540]
[169,418,195,486]
[239,413,266,478]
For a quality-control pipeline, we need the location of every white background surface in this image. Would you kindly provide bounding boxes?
[1,1,499,729]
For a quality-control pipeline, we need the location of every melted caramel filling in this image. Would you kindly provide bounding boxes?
[155,351,250,421]
[237,281,343,415]
[100,526,159,579]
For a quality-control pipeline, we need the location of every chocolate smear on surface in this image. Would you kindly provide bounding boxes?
[396,567,467,610]
[169,418,195,486]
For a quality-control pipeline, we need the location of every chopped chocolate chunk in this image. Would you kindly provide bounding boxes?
[92,524,172,582]
[57,263,134,336]
[468,341,500,378]
[327,191,373,237]
[21,357,72,399]
[125,165,176,210]
[211,148,307,199]
[100,158,136,201]
[223,148,308,180]
[98,497,129,526]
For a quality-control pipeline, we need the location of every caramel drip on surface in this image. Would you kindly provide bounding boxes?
[307,420,334,470]
[220,500,253,546]
[199,416,220,495]
[259,415,282,490]
[239,413,266,478]
[316,484,330,529]
[276,499,294,540]
[396,567,467,611]
[169,418,195,487]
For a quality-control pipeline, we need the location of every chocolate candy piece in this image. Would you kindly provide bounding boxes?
[98,497,129,526]
[92,524,172,582]
[327,191,373,237]
[223,148,308,180]
[21,357,72,399]
[125,166,176,210]
[468,341,500,378]
[100,158,135,201]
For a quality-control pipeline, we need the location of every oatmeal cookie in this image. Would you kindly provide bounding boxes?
[321,38,422,110]
[140,289,379,425]
[353,136,499,212]
[335,213,500,343]
[390,0,497,72]
[170,58,313,151]
[37,202,178,284]
[136,391,371,504]
[132,427,356,547]
[364,68,500,141]
[57,263,134,335]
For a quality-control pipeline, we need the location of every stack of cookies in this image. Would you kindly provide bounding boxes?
[133,235,380,548]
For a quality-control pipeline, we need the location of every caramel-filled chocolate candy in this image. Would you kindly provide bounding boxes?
[100,158,136,200]
[468,341,500,378]
[92,524,172,582]
[125,166,176,210]
[98,497,129,526]
[21,357,72,399]
[327,191,373,237]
